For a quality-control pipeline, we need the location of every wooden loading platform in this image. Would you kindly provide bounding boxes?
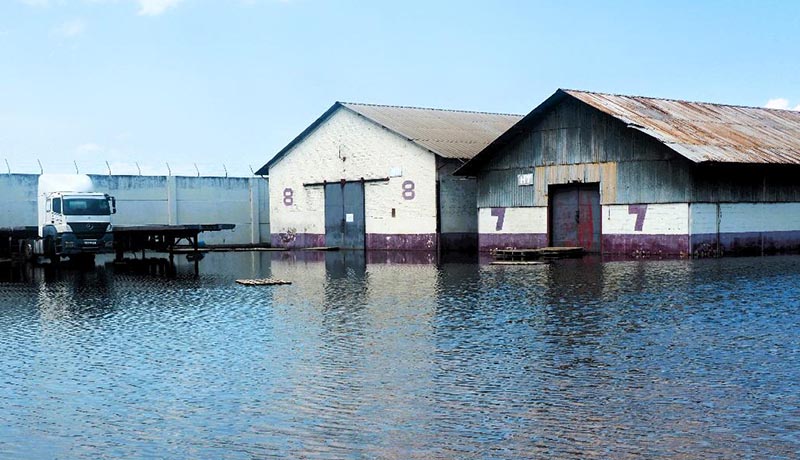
[493,247,585,263]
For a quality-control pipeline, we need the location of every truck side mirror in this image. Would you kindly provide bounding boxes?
[111,197,117,214]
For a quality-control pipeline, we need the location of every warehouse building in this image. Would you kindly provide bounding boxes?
[256,102,521,251]
[456,89,800,256]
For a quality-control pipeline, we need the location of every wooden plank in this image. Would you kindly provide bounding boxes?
[171,244,287,252]
[220,247,288,252]
[493,246,584,261]
[490,261,547,265]
[169,248,211,254]
[236,278,292,286]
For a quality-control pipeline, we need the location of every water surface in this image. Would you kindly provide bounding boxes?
[1,253,799,459]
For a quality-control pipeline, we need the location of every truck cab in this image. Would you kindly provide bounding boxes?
[39,191,116,259]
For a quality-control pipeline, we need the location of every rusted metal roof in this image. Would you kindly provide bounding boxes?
[564,89,800,164]
[341,102,522,160]
[456,89,800,176]
[256,102,522,175]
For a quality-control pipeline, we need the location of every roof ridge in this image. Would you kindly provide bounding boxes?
[339,101,523,117]
[560,88,800,114]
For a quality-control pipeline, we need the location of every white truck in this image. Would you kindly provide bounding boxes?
[19,175,117,263]
[32,191,117,262]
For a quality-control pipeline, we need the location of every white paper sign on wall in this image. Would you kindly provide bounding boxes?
[517,173,534,186]
[345,213,354,223]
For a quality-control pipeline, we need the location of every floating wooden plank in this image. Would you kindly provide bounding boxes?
[490,261,547,265]
[223,247,288,252]
[171,245,288,253]
[537,247,584,258]
[236,278,292,286]
[169,248,211,254]
[494,246,584,261]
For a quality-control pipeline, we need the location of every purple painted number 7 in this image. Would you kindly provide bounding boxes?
[491,207,506,231]
[628,204,647,231]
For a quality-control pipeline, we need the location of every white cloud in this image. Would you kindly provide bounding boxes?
[765,98,790,110]
[18,0,50,6]
[19,0,188,16]
[53,19,86,38]
[765,98,800,111]
[137,0,183,16]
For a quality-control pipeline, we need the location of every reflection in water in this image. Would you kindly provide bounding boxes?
[1,253,799,459]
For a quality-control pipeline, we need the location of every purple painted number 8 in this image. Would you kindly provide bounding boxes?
[283,188,294,206]
[402,180,415,200]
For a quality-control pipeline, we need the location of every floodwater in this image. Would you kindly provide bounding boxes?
[1,252,799,459]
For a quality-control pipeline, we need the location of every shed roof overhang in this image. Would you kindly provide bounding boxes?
[455,88,800,176]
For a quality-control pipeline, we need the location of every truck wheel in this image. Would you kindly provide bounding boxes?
[44,237,59,265]
[21,240,35,262]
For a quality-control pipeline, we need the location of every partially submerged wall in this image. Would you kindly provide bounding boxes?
[690,202,800,256]
[268,108,438,250]
[471,97,800,257]
[437,159,478,252]
[0,174,269,245]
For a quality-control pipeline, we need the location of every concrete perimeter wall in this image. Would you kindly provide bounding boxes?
[0,174,269,245]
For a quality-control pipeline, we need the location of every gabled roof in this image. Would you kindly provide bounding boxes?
[255,102,522,175]
[456,89,800,176]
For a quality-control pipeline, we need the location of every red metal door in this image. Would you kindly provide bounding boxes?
[549,184,601,252]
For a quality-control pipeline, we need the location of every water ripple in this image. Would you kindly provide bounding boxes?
[0,253,799,458]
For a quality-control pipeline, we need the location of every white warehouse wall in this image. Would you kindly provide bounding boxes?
[268,107,439,250]
[690,202,800,255]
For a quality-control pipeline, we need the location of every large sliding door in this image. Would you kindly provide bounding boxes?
[549,183,601,252]
[324,181,366,249]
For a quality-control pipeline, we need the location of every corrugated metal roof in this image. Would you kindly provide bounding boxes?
[255,102,522,175]
[564,89,800,164]
[340,102,523,160]
[456,89,800,176]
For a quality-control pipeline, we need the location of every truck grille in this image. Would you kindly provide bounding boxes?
[68,222,110,239]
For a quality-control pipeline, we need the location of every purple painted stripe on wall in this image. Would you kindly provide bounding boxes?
[270,233,325,249]
[693,231,800,255]
[366,233,438,251]
[479,233,548,252]
[602,234,689,256]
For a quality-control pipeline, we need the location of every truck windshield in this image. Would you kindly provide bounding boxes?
[63,198,111,216]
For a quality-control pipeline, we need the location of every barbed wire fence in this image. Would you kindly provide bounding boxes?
[2,158,266,178]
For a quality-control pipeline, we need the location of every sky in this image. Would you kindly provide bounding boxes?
[1,0,799,176]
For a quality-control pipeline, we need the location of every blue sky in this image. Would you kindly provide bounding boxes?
[1,0,799,176]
